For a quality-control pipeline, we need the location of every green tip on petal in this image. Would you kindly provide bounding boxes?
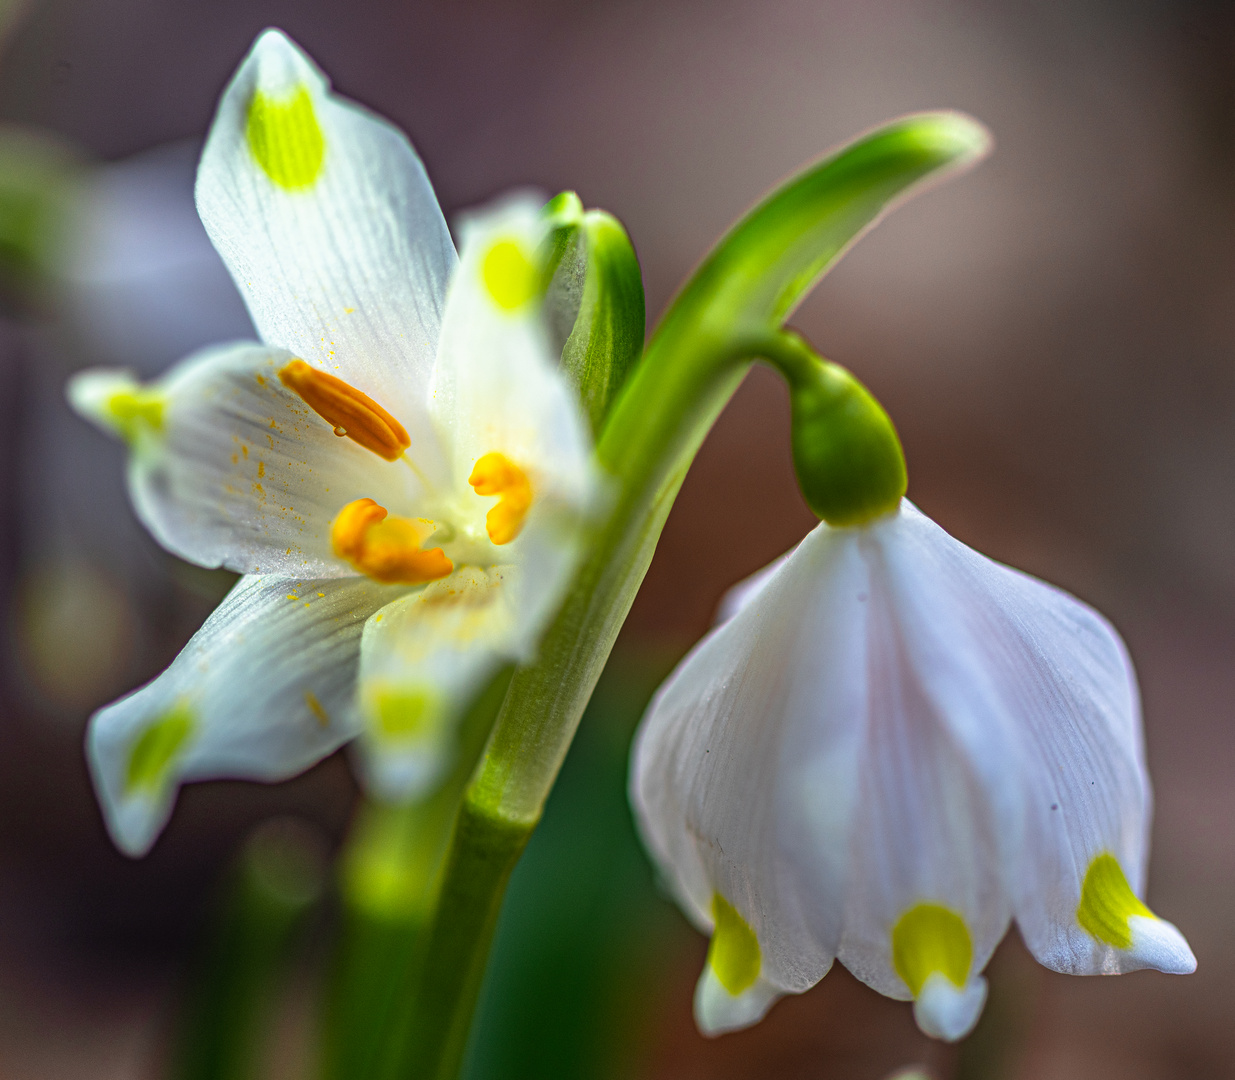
[891,903,973,996]
[125,703,195,796]
[1077,852,1153,949]
[246,86,325,191]
[708,893,762,995]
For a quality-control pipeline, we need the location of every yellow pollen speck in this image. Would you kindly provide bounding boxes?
[481,238,539,311]
[469,452,532,544]
[331,498,453,585]
[1077,853,1154,949]
[317,591,325,598]
[891,903,972,997]
[125,703,195,795]
[708,893,761,995]
[246,86,324,190]
[304,690,330,727]
[343,307,355,314]
[257,461,265,478]
[278,359,410,461]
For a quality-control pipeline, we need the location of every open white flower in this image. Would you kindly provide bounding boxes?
[68,29,597,856]
[631,499,1194,1042]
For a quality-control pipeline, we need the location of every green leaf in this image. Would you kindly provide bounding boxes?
[543,193,646,434]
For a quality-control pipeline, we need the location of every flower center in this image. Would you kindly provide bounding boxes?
[468,452,532,544]
[278,359,411,461]
[331,498,453,584]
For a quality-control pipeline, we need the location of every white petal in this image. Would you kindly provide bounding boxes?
[68,344,420,576]
[88,573,404,855]
[693,967,781,1036]
[877,503,1156,976]
[913,972,987,1042]
[430,195,595,513]
[1125,915,1196,974]
[631,525,869,996]
[713,549,792,625]
[353,565,520,801]
[196,29,455,435]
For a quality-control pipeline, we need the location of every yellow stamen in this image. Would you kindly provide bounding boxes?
[1077,853,1154,949]
[331,498,452,584]
[468,452,532,544]
[278,359,410,462]
[891,903,973,996]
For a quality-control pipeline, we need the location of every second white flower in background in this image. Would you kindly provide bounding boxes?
[631,500,1195,1042]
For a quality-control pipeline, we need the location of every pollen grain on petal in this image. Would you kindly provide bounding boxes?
[277,359,410,461]
[891,903,973,997]
[330,498,453,585]
[469,452,532,544]
[1077,853,1153,949]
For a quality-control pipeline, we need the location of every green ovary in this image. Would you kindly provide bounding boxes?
[246,86,325,190]
[125,703,195,794]
[708,893,762,995]
[1077,853,1153,949]
[891,903,973,996]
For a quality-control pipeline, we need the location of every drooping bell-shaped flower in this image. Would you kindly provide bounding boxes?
[68,29,599,856]
[630,345,1194,1042]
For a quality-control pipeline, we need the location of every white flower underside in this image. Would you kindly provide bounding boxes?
[631,499,1195,1041]
[68,30,596,855]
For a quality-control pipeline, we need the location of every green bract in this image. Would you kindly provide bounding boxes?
[543,191,646,433]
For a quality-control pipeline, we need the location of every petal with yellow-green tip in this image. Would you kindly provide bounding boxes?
[68,343,422,578]
[197,28,455,436]
[87,573,405,856]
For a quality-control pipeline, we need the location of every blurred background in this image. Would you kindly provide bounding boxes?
[0,0,1233,1076]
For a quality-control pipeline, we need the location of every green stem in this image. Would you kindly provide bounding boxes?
[399,112,990,1079]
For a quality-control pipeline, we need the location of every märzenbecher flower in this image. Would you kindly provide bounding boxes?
[69,30,597,856]
[631,499,1195,1042]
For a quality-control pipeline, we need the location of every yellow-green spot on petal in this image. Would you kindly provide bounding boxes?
[482,238,538,311]
[105,387,164,443]
[373,687,440,741]
[246,86,324,191]
[708,893,761,995]
[1077,852,1153,949]
[892,903,972,996]
[125,703,194,795]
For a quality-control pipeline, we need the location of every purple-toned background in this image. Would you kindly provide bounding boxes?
[1,1,1234,1076]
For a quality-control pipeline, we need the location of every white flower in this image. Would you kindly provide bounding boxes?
[68,29,597,856]
[630,500,1194,1043]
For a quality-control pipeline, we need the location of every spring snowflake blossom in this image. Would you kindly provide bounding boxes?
[69,30,597,856]
[631,500,1194,1042]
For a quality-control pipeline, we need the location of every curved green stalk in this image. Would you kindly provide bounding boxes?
[398,111,990,1080]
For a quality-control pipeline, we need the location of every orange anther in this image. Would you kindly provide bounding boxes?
[330,498,453,584]
[278,359,410,461]
[468,452,532,545]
